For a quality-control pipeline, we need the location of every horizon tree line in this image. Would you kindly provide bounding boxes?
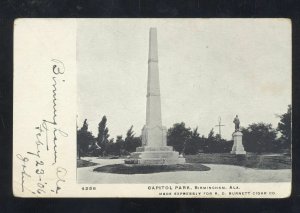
[77,105,291,158]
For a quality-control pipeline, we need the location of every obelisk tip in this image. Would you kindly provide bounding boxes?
[150,27,157,32]
[149,27,158,61]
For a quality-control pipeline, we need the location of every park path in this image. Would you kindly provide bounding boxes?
[77,157,291,184]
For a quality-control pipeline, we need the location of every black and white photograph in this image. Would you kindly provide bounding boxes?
[76,19,291,186]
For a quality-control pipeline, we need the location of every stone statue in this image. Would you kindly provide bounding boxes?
[233,115,240,132]
[231,115,246,155]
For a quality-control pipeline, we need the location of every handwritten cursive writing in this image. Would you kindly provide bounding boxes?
[16,154,31,192]
[42,59,67,165]
[16,59,69,196]
[27,124,44,158]
[55,167,67,194]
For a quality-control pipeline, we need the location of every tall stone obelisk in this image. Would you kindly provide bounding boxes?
[144,28,165,147]
[125,28,185,165]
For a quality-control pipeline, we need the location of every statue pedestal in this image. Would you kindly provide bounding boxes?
[231,131,246,155]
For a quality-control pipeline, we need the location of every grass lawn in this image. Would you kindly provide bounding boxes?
[186,153,291,170]
[93,163,210,174]
[77,159,99,168]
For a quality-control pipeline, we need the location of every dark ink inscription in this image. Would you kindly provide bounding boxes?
[41,121,49,151]
[17,59,69,195]
[27,125,44,158]
[55,167,67,194]
[42,59,67,165]
[43,120,68,165]
[16,154,31,192]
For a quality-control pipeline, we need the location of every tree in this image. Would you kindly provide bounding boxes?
[167,122,191,154]
[184,127,202,154]
[115,135,126,156]
[97,116,110,156]
[277,105,292,151]
[203,128,232,153]
[77,119,96,159]
[105,138,118,156]
[124,125,134,152]
[126,125,135,139]
[208,128,214,139]
[124,126,142,153]
[242,123,278,153]
[203,128,216,153]
[81,119,88,132]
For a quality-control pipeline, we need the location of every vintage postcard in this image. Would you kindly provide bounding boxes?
[13,19,291,198]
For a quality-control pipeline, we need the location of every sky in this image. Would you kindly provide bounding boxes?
[77,19,291,140]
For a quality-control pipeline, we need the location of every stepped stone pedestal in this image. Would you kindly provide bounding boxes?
[124,146,185,165]
[231,131,246,155]
[124,28,185,165]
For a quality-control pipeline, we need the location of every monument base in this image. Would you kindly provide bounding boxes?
[231,131,246,155]
[230,150,246,155]
[124,146,186,165]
